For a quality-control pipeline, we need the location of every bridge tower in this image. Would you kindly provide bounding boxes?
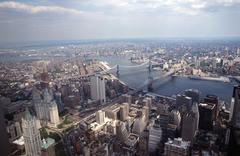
[148,60,152,72]
[116,65,120,77]
[147,60,153,91]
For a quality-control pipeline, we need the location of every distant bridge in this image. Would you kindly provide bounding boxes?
[132,68,177,93]
[101,59,180,93]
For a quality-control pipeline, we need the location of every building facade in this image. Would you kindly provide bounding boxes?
[96,110,105,125]
[164,138,190,156]
[33,88,60,127]
[90,75,106,104]
[22,108,42,156]
[230,85,240,128]
[181,112,197,143]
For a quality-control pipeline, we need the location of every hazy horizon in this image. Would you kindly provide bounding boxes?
[1,36,240,49]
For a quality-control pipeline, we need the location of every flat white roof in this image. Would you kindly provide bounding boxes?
[13,136,24,146]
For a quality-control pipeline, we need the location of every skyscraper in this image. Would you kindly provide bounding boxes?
[22,108,42,156]
[54,91,65,113]
[142,106,149,123]
[176,94,192,111]
[116,121,128,142]
[33,88,60,126]
[120,105,128,121]
[0,104,10,156]
[170,110,181,129]
[132,116,146,135]
[90,75,106,104]
[33,87,47,122]
[230,85,240,128]
[181,112,197,143]
[198,103,215,131]
[148,121,162,153]
[183,89,200,130]
[7,121,22,141]
[204,94,219,120]
[237,48,240,56]
[96,110,105,125]
[143,97,152,110]
[191,102,199,130]
[184,89,200,104]
[122,94,132,104]
[49,103,60,127]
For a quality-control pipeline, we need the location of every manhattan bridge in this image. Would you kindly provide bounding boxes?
[101,59,178,93]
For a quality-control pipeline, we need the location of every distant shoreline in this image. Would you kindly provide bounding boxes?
[172,74,231,83]
[1,37,240,49]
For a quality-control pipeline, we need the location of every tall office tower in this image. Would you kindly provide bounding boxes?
[0,105,10,156]
[32,88,46,121]
[122,94,132,104]
[33,88,60,126]
[34,88,50,122]
[104,105,120,120]
[184,89,200,104]
[142,106,149,123]
[176,94,192,111]
[54,92,64,113]
[49,103,60,127]
[159,111,170,143]
[181,112,197,143]
[191,102,199,130]
[204,94,219,120]
[116,121,128,142]
[219,59,224,68]
[22,108,42,156]
[96,110,105,124]
[148,122,162,153]
[143,97,152,109]
[237,48,240,56]
[199,103,215,131]
[90,75,106,104]
[132,117,146,135]
[40,70,50,89]
[122,103,129,115]
[7,121,22,141]
[170,110,181,129]
[164,138,190,156]
[183,89,200,130]
[120,105,128,121]
[230,86,240,128]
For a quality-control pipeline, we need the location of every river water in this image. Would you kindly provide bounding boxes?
[91,56,236,104]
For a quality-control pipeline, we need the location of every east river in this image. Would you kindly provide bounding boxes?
[91,56,237,104]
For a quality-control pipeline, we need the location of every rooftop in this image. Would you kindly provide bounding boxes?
[199,103,215,110]
[41,137,55,149]
[13,136,24,146]
[165,138,190,149]
[124,133,139,147]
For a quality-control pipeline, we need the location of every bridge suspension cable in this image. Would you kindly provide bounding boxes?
[108,61,149,70]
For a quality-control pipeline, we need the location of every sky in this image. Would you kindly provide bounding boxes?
[0,0,240,43]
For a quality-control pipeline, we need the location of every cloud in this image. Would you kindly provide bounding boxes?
[0,0,240,17]
[191,2,207,9]
[0,1,83,15]
[173,6,198,15]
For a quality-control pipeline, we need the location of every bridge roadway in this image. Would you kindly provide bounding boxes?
[129,68,179,94]
[100,59,182,93]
